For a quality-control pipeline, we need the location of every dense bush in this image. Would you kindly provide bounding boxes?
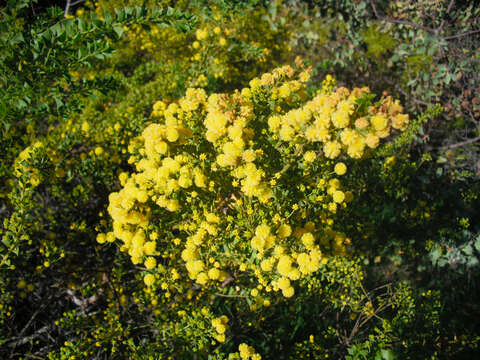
[1,1,479,359]
[291,0,480,178]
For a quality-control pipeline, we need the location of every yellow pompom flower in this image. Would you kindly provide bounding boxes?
[365,133,380,149]
[196,272,209,285]
[355,117,369,129]
[251,236,265,252]
[81,121,90,132]
[278,84,291,98]
[242,149,257,163]
[255,224,271,240]
[144,257,157,270]
[279,125,295,141]
[277,255,293,276]
[143,274,155,286]
[277,276,291,290]
[277,224,292,238]
[196,28,208,41]
[333,190,345,203]
[17,280,27,289]
[166,127,179,142]
[301,232,315,249]
[392,113,409,131]
[208,268,220,280]
[303,151,316,163]
[260,258,274,272]
[371,114,388,131]
[268,115,281,131]
[334,162,347,175]
[96,233,106,244]
[323,141,341,159]
[282,286,295,298]
[332,110,350,129]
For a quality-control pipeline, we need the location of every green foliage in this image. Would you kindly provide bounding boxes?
[361,24,396,59]
[293,0,480,179]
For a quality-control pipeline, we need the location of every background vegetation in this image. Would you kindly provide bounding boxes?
[1,0,479,359]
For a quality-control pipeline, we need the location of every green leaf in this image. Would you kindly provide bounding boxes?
[54,97,63,109]
[16,99,28,109]
[11,32,24,45]
[467,257,479,267]
[115,8,125,22]
[124,7,134,17]
[463,244,473,256]
[135,6,144,18]
[77,18,87,32]
[474,235,480,252]
[430,246,442,264]
[104,11,113,24]
[1,237,11,247]
[380,349,395,360]
[113,24,125,38]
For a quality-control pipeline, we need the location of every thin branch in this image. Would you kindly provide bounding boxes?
[30,0,37,17]
[103,272,124,313]
[394,84,431,106]
[64,0,71,16]
[65,0,85,16]
[438,136,480,151]
[7,325,50,348]
[444,29,480,40]
[14,353,45,360]
[467,109,479,125]
[370,0,436,33]
[214,293,247,298]
[18,306,46,338]
[383,78,431,106]
[436,0,455,35]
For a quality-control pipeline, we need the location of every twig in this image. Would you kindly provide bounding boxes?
[213,293,247,298]
[30,1,37,17]
[444,29,480,40]
[436,0,455,35]
[438,136,480,151]
[391,82,431,106]
[64,0,71,16]
[71,0,86,7]
[467,109,479,125]
[7,325,49,348]
[370,0,436,33]
[65,288,101,307]
[12,353,45,360]
[103,272,124,313]
[65,0,85,16]
[18,306,45,338]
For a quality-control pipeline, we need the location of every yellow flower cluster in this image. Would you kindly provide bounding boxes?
[237,343,262,360]
[100,62,410,303]
[268,83,409,160]
[181,212,230,285]
[104,89,212,268]
[204,87,273,202]
[252,221,350,298]
[211,315,229,342]
[14,141,44,187]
